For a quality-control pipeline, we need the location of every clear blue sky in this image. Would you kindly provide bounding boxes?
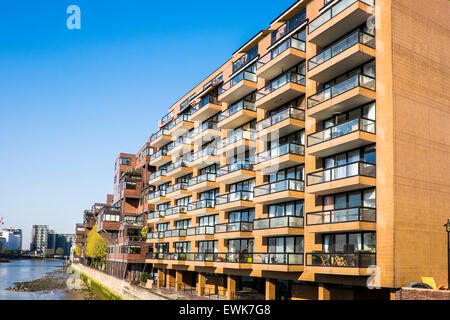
[0,0,296,249]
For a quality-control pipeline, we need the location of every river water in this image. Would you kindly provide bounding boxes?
[0,259,69,300]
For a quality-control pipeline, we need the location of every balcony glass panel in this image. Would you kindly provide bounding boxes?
[148,211,166,219]
[308,74,376,109]
[308,30,375,71]
[257,37,306,70]
[166,183,188,194]
[188,173,216,187]
[253,253,304,265]
[308,0,375,34]
[307,207,376,225]
[186,226,215,236]
[166,114,193,130]
[217,130,255,149]
[215,222,253,233]
[166,160,189,173]
[217,161,254,177]
[307,252,376,267]
[188,147,217,163]
[193,95,221,112]
[256,107,305,132]
[253,216,304,229]
[151,128,169,142]
[187,199,215,211]
[307,118,375,147]
[150,149,168,161]
[149,169,167,181]
[218,99,256,122]
[255,70,305,101]
[256,143,305,164]
[254,179,304,197]
[218,70,257,96]
[147,189,166,200]
[164,205,187,216]
[307,162,376,186]
[191,121,218,137]
[216,191,254,205]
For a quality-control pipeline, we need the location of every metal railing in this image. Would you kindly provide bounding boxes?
[164,205,187,216]
[149,169,167,182]
[307,207,376,225]
[188,147,217,163]
[215,222,253,233]
[188,173,216,187]
[166,114,193,130]
[166,160,190,173]
[217,130,255,149]
[190,121,218,137]
[216,191,254,205]
[219,70,257,96]
[253,216,304,229]
[256,107,305,132]
[163,229,188,238]
[254,179,304,197]
[150,149,169,161]
[147,189,167,200]
[217,161,254,177]
[257,37,305,70]
[306,252,375,267]
[308,0,375,34]
[218,98,256,122]
[151,128,170,142]
[255,143,304,164]
[166,182,188,195]
[147,211,166,220]
[187,199,215,211]
[255,70,305,101]
[307,74,376,109]
[186,226,215,236]
[307,118,375,147]
[307,161,376,186]
[192,95,221,113]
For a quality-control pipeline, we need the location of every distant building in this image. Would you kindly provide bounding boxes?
[0,228,22,252]
[30,225,49,256]
[0,238,6,252]
[55,233,76,256]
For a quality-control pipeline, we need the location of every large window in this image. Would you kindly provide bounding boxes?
[233,45,258,73]
[324,145,376,170]
[323,232,376,253]
[175,219,191,230]
[199,215,219,226]
[199,189,220,200]
[267,165,304,183]
[228,239,254,253]
[323,60,375,91]
[157,223,169,232]
[228,209,255,222]
[119,157,131,166]
[322,102,376,129]
[199,164,218,175]
[228,179,255,193]
[268,130,305,150]
[198,240,218,253]
[323,188,376,210]
[268,201,304,218]
[268,236,304,253]
[175,242,190,253]
[176,196,192,206]
[156,243,169,253]
[271,9,306,44]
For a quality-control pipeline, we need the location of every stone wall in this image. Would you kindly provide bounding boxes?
[395,287,450,300]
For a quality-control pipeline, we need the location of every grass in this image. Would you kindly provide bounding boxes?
[77,270,122,300]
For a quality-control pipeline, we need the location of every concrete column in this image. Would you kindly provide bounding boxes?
[175,270,183,291]
[197,272,206,296]
[265,279,276,300]
[227,275,238,300]
[157,269,164,288]
[318,284,330,300]
[167,270,176,289]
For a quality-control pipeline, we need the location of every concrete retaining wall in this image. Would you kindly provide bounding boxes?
[71,263,166,300]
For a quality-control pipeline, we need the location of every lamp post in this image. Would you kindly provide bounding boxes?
[444,219,450,286]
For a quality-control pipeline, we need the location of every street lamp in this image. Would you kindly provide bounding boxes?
[444,219,450,286]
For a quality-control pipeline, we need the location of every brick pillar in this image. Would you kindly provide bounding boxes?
[157,269,164,288]
[175,270,183,291]
[197,273,206,296]
[227,275,238,300]
[318,284,330,300]
[167,270,176,289]
[265,279,276,300]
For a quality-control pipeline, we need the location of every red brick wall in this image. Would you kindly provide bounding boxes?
[396,288,450,300]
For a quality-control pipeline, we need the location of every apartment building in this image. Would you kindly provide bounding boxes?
[142,0,450,300]
[30,225,49,256]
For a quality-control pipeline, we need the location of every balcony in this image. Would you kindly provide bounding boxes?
[149,150,171,167]
[187,173,219,193]
[147,211,166,224]
[255,107,305,140]
[165,159,193,178]
[307,162,376,195]
[216,130,256,156]
[254,143,305,174]
[165,183,190,200]
[251,253,304,272]
[216,162,255,184]
[307,74,376,120]
[214,222,253,239]
[186,226,216,241]
[253,179,304,205]
[308,30,375,83]
[306,252,375,275]
[306,207,376,233]
[255,71,306,112]
[307,118,376,157]
[147,231,166,241]
[253,216,304,237]
[147,189,170,205]
[215,191,254,212]
[148,169,171,186]
[164,205,188,221]
[150,128,172,148]
[191,95,222,122]
[188,147,220,169]
[256,37,306,80]
[217,98,257,130]
[187,199,218,217]
[308,0,375,47]
[166,137,194,158]
[190,121,221,145]
[218,70,258,104]
[166,114,194,138]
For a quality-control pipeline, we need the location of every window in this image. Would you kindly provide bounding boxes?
[157,223,169,232]
[176,196,192,206]
[266,165,304,183]
[323,144,376,169]
[175,219,191,230]
[229,209,255,222]
[229,179,255,193]
[199,189,220,200]
[175,242,190,253]
[119,157,131,166]
[156,243,169,253]
[268,201,304,218]
[199,215,219,226]
[198,240,218,253]
[323,232,376,253]
[199,164,218,175]
[268,130,305,150]
[323,60,375,91]
[271,9,306,44]
[268,236,304,253]
[322,102,376,129]
[233,45,258,73]
[158,202,170,211]
[228,239,254,253]
[323,188,376,210]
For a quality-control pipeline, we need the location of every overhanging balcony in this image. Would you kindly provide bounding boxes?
[306,207,376,233]
[214,222,253,239]
[164,205,189,221]
[308,29,375,83]
[306,252,375,275]
[165,183,190,200]
[217,98,257,130]
[255,71,306,112]
[251,252,304,272]
[256,37,306,80]
[253,179,304,205]
[216,162,255,184]
[253,216,304,237]
[166,137,194,158]
[149,150,171,167]
[307,118,376,157]
[147,211,166,224]
[188,147,220,169]
[186,226,216,241]
[218,70,258,104]
[255,107,305,140]
[191,121,221,145]
[254,143,305,174]
[307,162,376,195]
[166,114,194,138]
[147,190,170,205]
[215,191,254,212]
[165,159,193,179]
[216,130,256,156]
[187,199,218,217]
[308,0,375,47]
[148,169,171,186]
[187,173,219,193]
[150,128,172,148]
[191,95,223,122]
[307,74,376,120]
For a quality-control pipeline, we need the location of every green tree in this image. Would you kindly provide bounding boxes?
[85,223,107,266]
[74,245,81,257]
[140,226,148,239]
